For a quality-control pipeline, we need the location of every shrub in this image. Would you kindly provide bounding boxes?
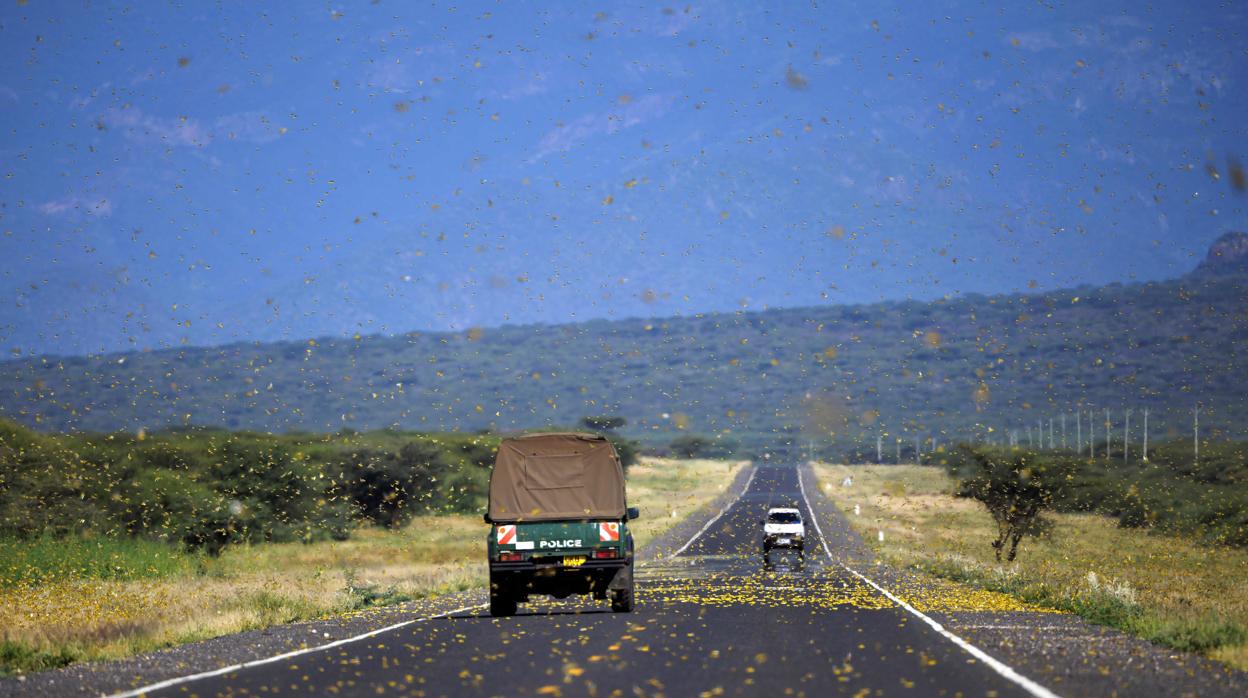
[331,441,454,528]
[114,468,226,546]
[580,416,627,431]
[670,435,714,458]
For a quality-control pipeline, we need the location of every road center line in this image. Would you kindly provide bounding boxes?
[104,602,489,698]
[669,465,757,558]
[796,466,1062,698]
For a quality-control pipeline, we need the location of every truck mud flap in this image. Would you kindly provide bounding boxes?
[606,562,632,592]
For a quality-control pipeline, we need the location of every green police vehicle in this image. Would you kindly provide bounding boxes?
[484,432,639,617]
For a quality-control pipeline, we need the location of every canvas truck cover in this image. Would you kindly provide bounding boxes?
[488,433,626,522]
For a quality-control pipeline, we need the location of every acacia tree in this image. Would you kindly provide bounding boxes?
[949,446,1065,562]
[580,416,627,432]
[670,434,713,458]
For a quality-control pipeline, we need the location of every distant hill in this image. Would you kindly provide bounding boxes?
[1193,231,1248,277]
[2,235,1246,453]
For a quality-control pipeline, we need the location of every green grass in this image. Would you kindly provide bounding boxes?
[234,590,326,628]
[1143,618,1248,655]
[342,569,416,611]
[0,536,199,586]
[0,641,81,675]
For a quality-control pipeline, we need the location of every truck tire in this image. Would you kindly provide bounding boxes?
[610,587,633,612]
[610,570,634,613]
[490,588,517,617]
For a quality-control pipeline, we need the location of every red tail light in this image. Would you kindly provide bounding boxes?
[592,549,618,559]
[498,552,524,562]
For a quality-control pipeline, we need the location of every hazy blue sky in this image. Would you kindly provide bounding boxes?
[2,1,1246,357]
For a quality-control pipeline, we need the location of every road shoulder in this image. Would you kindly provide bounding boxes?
[635,462,756,563]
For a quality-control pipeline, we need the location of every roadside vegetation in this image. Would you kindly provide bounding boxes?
[0,419,640,556]
[0,420,504,555]
[815,460,1248,671]
[934,441,1248,548]
[0,428,740,676]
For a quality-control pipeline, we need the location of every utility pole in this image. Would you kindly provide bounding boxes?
[1105,408,1111,459]
[1088,411,1095,458]
[1124,409,1132,465]
[1142,408,1149,462]
[1076,410,1082,454]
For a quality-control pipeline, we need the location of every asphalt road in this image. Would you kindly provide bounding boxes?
[130,464,1047,697]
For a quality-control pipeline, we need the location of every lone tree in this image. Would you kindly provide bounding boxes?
[573,418,640,472]
[949,446,1066,562]
[580,416,627,432]
[669,434,713,458]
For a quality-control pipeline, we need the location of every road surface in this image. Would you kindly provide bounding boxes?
[122,465,1048,697]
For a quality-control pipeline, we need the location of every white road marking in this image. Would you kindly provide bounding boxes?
[104,602,489,698]
[669,465,757,558]
[796,466,1062,698]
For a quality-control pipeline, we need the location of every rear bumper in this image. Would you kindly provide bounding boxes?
[490,557,630,573]
[764,535,804,549]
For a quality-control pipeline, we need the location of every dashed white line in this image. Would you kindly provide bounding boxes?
[796,466,1062,698]
[104,602,488,698]
[669,465,757,558]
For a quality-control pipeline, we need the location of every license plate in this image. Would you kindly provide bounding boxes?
[777,538,791,545]
[563,556,587,567]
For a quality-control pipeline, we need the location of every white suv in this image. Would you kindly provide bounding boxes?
[760,507,805,564]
